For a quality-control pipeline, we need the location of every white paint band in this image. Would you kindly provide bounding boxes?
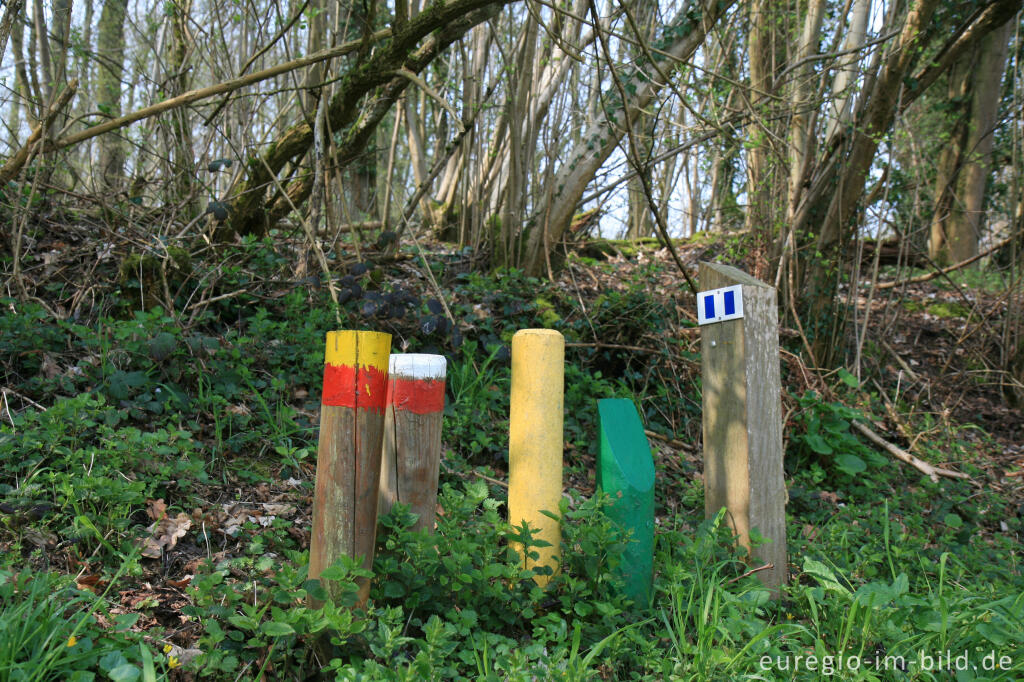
[389,353,447,379]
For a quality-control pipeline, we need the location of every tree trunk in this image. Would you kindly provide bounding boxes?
[0,0,24,68]
[164,0,195,208]
[6,2,28,144]
[930,18,1013,264]
[96,0,129,189]
[743,0,775,279]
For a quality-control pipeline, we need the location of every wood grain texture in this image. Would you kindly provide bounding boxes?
[379,354,446,532]
[310,331,391,607]
[700,262,787,596]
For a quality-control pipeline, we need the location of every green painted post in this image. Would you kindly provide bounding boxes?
[597,398,655,606]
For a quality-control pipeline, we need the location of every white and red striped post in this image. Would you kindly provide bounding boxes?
[378,354,447,533]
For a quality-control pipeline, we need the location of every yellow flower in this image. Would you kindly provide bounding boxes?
[66,636,78,647]
[163,644,173,654]
[168,656,180,669]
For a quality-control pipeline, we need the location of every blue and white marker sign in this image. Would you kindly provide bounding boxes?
[697,285,744,325]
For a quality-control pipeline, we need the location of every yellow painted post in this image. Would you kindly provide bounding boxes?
[310,330,391,607]
[508,328,564,586]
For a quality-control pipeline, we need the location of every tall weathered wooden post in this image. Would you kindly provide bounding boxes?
[699,263,787,596]
[310,330,391,607]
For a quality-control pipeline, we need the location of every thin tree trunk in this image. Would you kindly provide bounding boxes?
[0,0,24,67]
[948,19,1013,262]
[743,0,775,278]
[6,2,28,146]
[96,0,129,189]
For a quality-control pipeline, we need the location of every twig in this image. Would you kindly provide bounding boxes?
[726,563,773,585]
[1,390,15,428]
[644,429,695,452]
[392,68,463,128]
[1,387,46,412]
[881,340,919,382]
[852,421,969,482]
[184,288,250,324]
[201,0,312,126]
[566,342,665,355]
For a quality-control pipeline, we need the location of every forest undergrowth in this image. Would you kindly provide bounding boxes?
[0,211,1022,680]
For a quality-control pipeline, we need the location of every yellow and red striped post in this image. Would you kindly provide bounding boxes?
[378,354,447,532]
[310,330,391,606]
[508,328,564,586]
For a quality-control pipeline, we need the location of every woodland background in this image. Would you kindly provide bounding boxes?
[1,0,1022,376]
[1,0,1024,679]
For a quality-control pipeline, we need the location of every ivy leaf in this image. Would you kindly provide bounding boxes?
[107,370,148,400]
[148,332,177,362]
[205,201,229,221]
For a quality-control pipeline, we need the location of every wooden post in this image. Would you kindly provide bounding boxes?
[508,329,564,586]
[310,330,391,606]
[597,398,655,606]
[699,262,787,597]
[378,354,447,532]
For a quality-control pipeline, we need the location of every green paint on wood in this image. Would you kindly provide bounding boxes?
[597,398,655,606]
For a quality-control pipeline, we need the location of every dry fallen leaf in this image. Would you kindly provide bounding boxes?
[146,498,168,521]
[166,575,193,589]
[141,513,192,559]
[76,574,109,594]
[24,528,57,550]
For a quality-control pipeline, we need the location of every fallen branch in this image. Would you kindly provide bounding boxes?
[874,235,1015,290]
[644,429,695,452]
[852,421,969,483]
[50,32,390,150]
[1,387,47,412]
[0,80,78,184]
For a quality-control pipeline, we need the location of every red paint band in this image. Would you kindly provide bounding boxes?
[322,363,388,410]
[387,377,445,414]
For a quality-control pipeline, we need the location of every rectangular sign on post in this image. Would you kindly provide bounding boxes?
[697,285,744,325]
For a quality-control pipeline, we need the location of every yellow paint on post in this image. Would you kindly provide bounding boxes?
[508,328,564,586]
[324,330,391,371]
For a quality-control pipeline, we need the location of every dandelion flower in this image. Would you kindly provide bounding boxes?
[66,636,77,647]
[168,656,180,669]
